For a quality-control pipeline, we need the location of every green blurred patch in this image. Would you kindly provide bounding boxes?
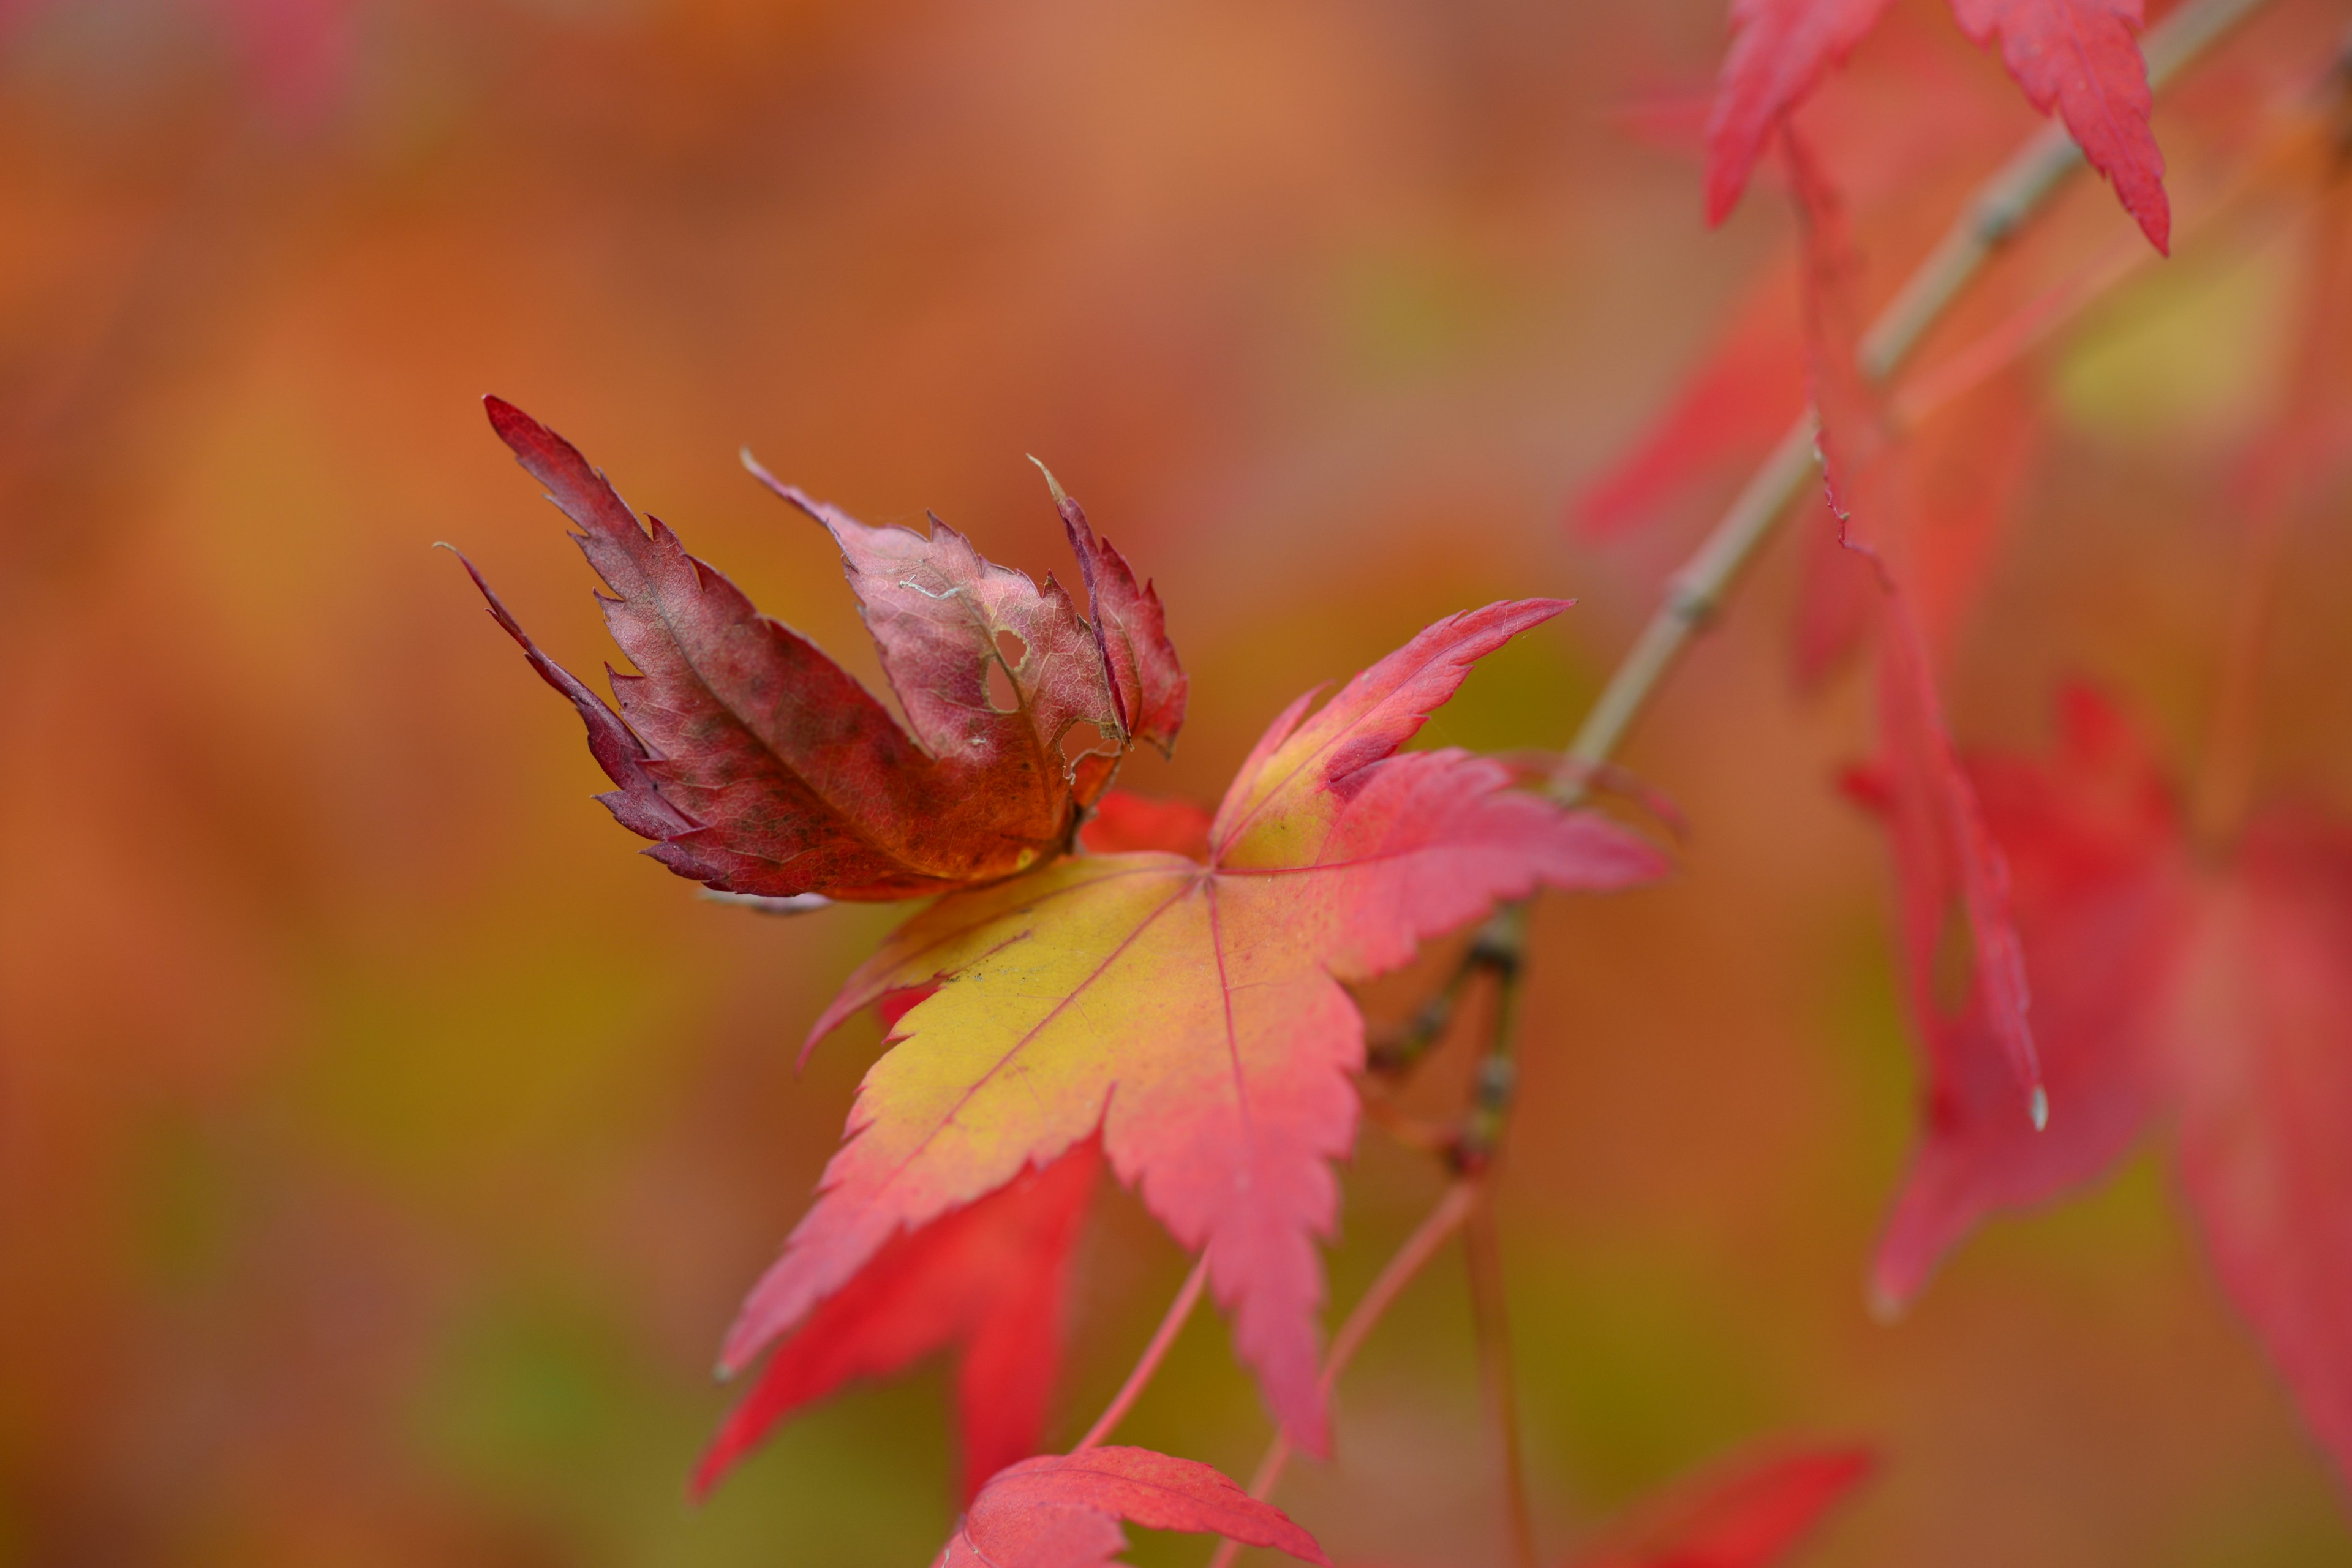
[130,1114,243,1295]
[2052,238,2296,447]
[1512,1246,1781,1506]
[1329,240,1523,383]
[1407,621,1599,759]
[2158,1452,2350,1568]
[409,1282,950,1566]
[287,912,686,1203]
[1818,918,1926,1209]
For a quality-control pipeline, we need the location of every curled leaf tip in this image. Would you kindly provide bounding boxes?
[737,445,780,487]
[1027,453,1070,507]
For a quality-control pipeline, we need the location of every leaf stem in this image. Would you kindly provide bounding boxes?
[2191,508,2290,847]
[1074,1255,1210,1452]
[1464,1198,1540,1568]
[1207,1180,1482,1568]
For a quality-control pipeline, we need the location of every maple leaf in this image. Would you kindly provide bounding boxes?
[1700,0,2168,249]
[1042,473,1189,756]
[692,1140,1100,1507]
[1080,791,1214,861]
[1863,687,2352,1485]
[1788,130,2045,1122]
[933,1447,1328,1568]
[717,603,1670,1455]
[1704,0,1898,227]
[691,797,1208,1505]
[464,399,1183,900]
[1861,179,2352,1478]
[1947,0,2168,251]
[1568,1445,1875,1568]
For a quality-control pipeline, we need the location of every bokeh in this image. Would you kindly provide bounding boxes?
[4,1,2350,1564]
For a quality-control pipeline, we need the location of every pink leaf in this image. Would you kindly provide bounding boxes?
[1703,0,1898,224]
[933,1448,1327,1568]
[1787,130,2045,1121]
[733,604,1666,1455]
[1947,0,2169,251]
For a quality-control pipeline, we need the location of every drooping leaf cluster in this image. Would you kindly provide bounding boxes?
[1580,0,2352,1502]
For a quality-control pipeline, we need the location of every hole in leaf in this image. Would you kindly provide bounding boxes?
[986,629,1027,714]
[1061,722,1115,767]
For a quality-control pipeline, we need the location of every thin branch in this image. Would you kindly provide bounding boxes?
[1366,921,1521,1079]
[1464,1199,1540,1568]
[1075,1256,1210,1452]
[2192,507,2291,845]
[1358,1092,1459,1157]
[1207,1180,1481,1568]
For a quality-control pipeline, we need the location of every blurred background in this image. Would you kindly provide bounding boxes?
[4,0,2351,1563]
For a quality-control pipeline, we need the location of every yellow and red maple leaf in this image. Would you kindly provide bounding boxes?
[722,602,1668,1453]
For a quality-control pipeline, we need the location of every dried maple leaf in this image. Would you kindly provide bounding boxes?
[1864,687,2352,1485]
[1569,1445,1875,1568]
[1042,475,1188,756]
[933,1447,1327,1568]
[465,398,1183,901]
[692,1140,1100,1507]
[1790,130,2045,1123]
[719,603,1669,1455]
[1702,0,2168,249]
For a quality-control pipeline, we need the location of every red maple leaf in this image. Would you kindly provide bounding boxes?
[463,398,1183,901]
[692,1140,1101,1507]
[1705,0,1898,227]
[933,1447,1328,1568]
[722,604,1670,1455]
[1789,129,2045,1123]
[1947,0,2169,250]
[1569,1444,1876,1567]
[1865,687,2352,1485]
[1080,791,1215,861]
[1702,0,2168,249]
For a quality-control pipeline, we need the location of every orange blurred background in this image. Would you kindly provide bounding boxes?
[4,1,2350,1564]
